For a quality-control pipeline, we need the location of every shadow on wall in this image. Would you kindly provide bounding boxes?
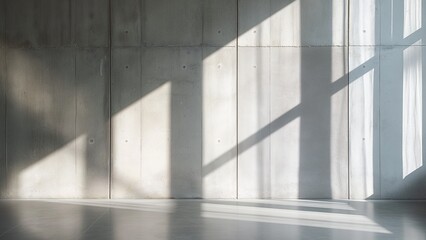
[350,0,426,200]
[0,48,110,198]
[0,0,110,198]
[0,0,345,199]
[0,0,425,200]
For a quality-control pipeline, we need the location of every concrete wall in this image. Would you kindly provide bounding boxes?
[237,0,348,199]
[0,0,110,198]
[0,0,424,199]
[349,0,426,199]
[110,0,237,198]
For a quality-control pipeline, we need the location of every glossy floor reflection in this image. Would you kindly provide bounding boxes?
[0,199,425,240]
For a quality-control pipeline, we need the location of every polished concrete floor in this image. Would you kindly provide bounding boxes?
[0,199,425,240]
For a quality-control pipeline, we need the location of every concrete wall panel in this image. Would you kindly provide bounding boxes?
[297,47,347,199]
[349,0,380,46]
[350,0,425,46]
[111,0,142,46]
[349,46,380,199]
[238,0,271,46]
[0,47,5,197]
[349,1,426,199]
[237,47,270,198]
[2,0,425,200]
[270,47,301,198]
[239,0,347,46]
[111,48,143,198]
[143,0,202,46]
[140,47,202,198]
[379,0,424,46]
[0,2,4,197]
[0,0,5,45]
[5,0,109,48]
[202,47,237,198]
[297,0,346,46]
[110,0,143,189]
[329,47,349,199]
[138,48,172,198]
[379,46,404,199]
[76,48,110,198]
[75,0,109,47]
[270,47,348,199]
[5,0,72,48]
[379,45,426,199]
[270,0,300,47]
[6,49,77,198]
[397,0,426,46]
[379,0,402,46]
[203,0,237,47]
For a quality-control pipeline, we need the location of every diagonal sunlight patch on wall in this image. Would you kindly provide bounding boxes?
[112,98,143,197]
[269,0,300,45]
[349,0,377,46]
[348,0,379,199]
[349,48,378,198]
[5,48,81,198]
[402,40,422,178]
[270,47,301,198]
[330,47,349,199]
[112,81,172,198]
[7,0,425,200]
[103,0,349,199]
[403,0,422,38]
[19,135,86,198]
[202,48,237,198]
[271,116,301,197]
[201,203,392,234]
[141,80,172,197]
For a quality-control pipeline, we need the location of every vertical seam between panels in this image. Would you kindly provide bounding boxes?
[347,0,351,200]
[236,0,239,199]
[108,0,112,199]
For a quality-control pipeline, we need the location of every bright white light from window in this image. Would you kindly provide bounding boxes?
[404,0,422,38]
[402,41,422,178]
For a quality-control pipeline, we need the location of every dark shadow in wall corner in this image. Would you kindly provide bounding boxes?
[238,0,295,42]
[383,166,426,199]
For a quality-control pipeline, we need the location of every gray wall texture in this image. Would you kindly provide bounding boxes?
[0,0,424,199]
